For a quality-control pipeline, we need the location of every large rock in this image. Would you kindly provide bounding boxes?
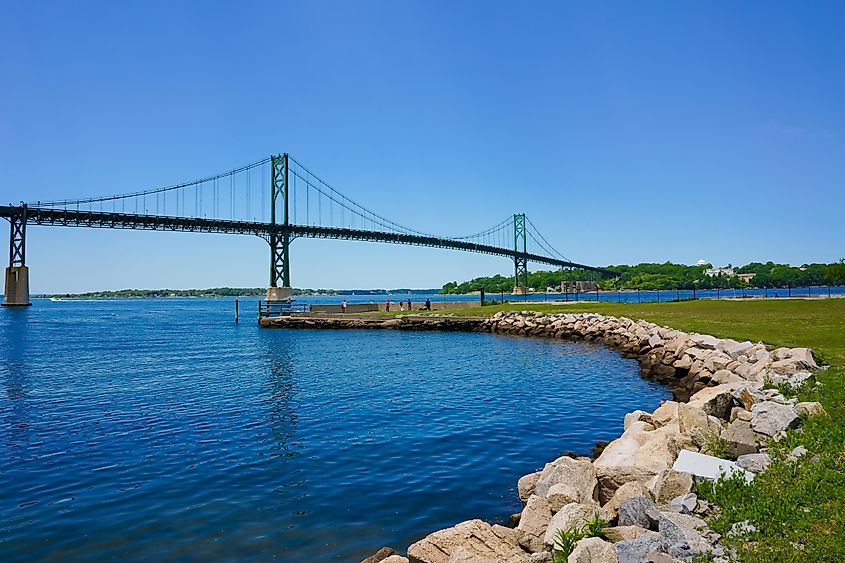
[734,386,766,411]
[736,452,772,473]
[650,401,679,427]
[751,401,799,437]
[652,470,694,506]
[721,420,760,457]
[671,450,753,483]
[534,456,597,504]
[726,341,754,360]
[669,493,697,514]
[362,547,399,563]
[543,504,601,546]
[614,534,666,563]
[516,495,552,553]
[604,525,655,542]
[600,481,649,524]
[518,472,542,503]
[658,512,712,559]
[769,359,801,376]
[407,520,530,563]
[792,348,818,369]
[594,424,692,502]
[624,410,653,430]
[794,401,827,417]
[568,537,618,563]
[687,384,738,420]
[689,334,719,349]
[617,497,660,530]
[546,483,579,513]
[382,557,409,563]
[677,403,722,448]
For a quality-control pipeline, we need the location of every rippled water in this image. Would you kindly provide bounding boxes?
[0,299,669,561]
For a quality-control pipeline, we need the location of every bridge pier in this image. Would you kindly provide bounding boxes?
[3,209,31,307]
[266,286,292,301]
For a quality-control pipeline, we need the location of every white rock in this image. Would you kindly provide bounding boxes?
[671,450,753,483]
[690,334,720,349]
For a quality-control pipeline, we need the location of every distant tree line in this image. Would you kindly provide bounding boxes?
[440,260,845,294]
[51,287,341,298]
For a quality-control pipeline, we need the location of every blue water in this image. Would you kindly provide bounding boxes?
[0,299,669,561]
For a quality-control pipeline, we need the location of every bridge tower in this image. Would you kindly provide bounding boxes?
[266,154,292,302]
[3,205,31,307]
[512,213,529,295]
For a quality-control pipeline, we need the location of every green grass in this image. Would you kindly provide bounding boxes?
[405,299,845,561]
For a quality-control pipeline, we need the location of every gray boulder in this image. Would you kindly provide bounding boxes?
[736,453,771,473]
[751,401,799,437]
[669,493,697,514]
[658,512,712,559]
[721,420,760,457]
[615,534,666,563]
[617,497,660,530]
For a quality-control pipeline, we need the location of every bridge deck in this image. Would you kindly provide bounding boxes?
[0,205,611,274]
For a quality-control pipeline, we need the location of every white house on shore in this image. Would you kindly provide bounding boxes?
[705,267,735,278]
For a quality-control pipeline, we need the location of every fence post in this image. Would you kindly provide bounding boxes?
[829,285,832,298]
[235,298,239,323]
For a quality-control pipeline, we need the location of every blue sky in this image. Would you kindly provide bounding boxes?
[1,1,843,292]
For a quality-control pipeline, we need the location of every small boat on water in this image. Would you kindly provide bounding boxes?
[50,297,63,302]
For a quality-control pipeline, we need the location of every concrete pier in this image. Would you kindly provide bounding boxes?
[3,266,31,306]
[266,286,293,302]
[512,286,529,296]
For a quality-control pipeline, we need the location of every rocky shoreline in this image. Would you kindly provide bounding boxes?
[263,311,826,563]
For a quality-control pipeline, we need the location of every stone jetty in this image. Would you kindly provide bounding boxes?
[263,311,826,563]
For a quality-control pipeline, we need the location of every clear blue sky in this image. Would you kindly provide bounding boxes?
[1,1,843,293]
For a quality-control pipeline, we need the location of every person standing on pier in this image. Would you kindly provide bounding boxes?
[425,298,431,311]
[385,299,391,312]
[407,298,412,311]
[342,300,347,314]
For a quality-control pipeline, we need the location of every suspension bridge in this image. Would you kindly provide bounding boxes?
[1,154,610,307]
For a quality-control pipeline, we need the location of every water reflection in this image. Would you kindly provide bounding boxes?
[1,307,34,449]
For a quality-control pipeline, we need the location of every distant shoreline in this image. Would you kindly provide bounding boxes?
[34,288,442,299]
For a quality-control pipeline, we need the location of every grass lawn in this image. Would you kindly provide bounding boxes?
[402,299,845,561]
